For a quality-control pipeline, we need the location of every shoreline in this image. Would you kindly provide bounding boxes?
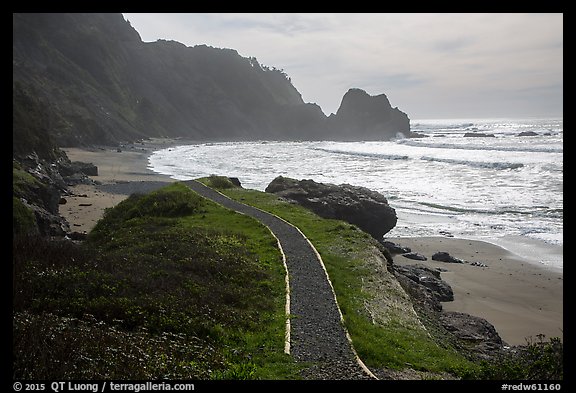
[59,141,563,346]
[60,138,178,234]
[387,236,563,346]
[388,209,563,274]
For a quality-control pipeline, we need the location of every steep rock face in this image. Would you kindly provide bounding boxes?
[265,176,397,240]
[13,13,147,146]
[12,13,327,146]
[327,88,410,140]
[13,82,64,161]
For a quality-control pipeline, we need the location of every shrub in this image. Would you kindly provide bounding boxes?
[13,311,224,379]
[91,183,203,236]
[473,334,563,380]
[127,188,202,218]
[207,175,236,189]
[121,183,203,218]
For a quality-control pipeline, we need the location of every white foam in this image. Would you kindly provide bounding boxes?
[490,235,563,273]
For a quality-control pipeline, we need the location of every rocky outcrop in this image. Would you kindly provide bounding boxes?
[14,155,69,236]
[387,242,507,360]
[327,88,411,140]
[13,152,99,237]
[393,264,454,312]
[393,262,506,358]
[265,176,397,239]
[440,311,505,358]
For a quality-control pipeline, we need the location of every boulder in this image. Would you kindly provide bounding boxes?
[402,252,427,261]
[266,176,397,240]
[464,132,495,138]
[59,161,98,177]
[517,131,539,137]
[68,231,88,241]
[71,161,98,176]
[432,251,465,263]
[381,240,411,254]
[228,177,242,187]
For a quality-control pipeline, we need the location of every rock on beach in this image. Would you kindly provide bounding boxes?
[265,176,397,240]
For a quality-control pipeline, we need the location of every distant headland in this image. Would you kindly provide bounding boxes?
[13,13,414,151]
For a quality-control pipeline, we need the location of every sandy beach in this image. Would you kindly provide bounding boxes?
[387,236,563,346]
[59,140,563,346]
[60,138,177,233]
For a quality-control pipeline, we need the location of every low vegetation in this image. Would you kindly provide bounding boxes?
[13,164,42,200]
[13,182,297,379]
[202,177,563,380]
[200,177,478,377]
[13,178,562,380]
[473,335,563,380]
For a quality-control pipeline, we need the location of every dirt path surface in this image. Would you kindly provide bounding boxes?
[182,180,373,380]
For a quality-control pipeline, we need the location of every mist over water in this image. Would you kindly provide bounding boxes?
[149,118,563,270]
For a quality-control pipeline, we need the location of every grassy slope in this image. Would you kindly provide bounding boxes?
[12,178,481,379]
[13,177,561,380]
[199,177,479,378]
[13,182,297,379]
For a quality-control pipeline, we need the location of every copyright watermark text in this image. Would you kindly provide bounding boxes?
[13,382,195,393]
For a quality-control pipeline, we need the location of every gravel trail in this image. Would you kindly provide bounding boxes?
[182,180,374,380]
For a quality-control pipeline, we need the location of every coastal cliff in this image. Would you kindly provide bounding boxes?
[13,13,409,148]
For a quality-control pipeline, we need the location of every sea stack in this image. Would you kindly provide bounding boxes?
[327,88,410,140]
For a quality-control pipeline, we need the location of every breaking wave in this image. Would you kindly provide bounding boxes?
[420,156,524,170]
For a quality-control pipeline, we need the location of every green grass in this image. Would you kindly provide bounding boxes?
[13,196,38,235]
[13,182,298,379]
[200,179,480,378]
[13,177,560,380]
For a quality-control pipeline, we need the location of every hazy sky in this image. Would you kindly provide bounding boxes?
[123,13,563,120]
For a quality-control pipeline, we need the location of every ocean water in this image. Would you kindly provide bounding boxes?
[148,118,563,271]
